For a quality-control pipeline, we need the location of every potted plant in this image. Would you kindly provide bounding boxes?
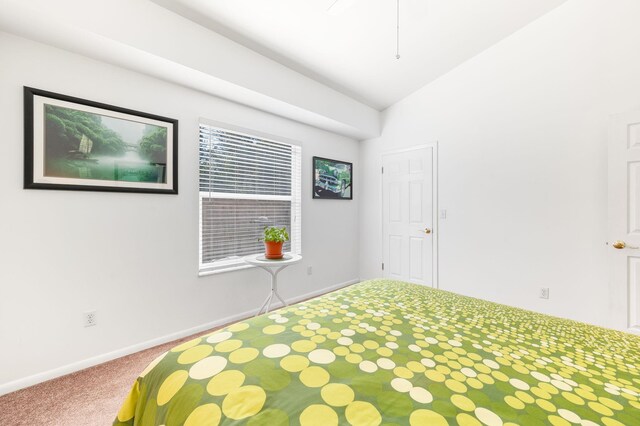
[261,226,289,259]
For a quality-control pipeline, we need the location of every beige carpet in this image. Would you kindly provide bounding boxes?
[0,327,220,426]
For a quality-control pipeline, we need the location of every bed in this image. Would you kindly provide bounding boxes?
[114,279,640,425]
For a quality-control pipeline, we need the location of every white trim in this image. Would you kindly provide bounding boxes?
[198,117,302,148]
[198,250,298,276]
[198,121,302,275]
[0,278,360,397]
[433,143,439,289]
[380,143,439,288]
[199,192,292,201]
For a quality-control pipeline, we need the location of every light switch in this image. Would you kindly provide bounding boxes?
[440,209,447,219]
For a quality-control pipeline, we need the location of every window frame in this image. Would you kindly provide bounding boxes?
[198,119,302,276]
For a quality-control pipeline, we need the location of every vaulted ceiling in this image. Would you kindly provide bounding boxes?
[152,0,568,110]
[0,0,569,139]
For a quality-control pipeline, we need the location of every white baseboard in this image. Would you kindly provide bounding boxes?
[0,278,359,397]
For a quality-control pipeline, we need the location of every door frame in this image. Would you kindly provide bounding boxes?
[608,111,640,334]
[380,142,439,288]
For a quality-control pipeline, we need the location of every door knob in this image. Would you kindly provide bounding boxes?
[612,240,639,249]
[423,228,431,234]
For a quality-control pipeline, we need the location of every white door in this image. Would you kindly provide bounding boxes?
[382,146,436,286]
[609,111,640,333]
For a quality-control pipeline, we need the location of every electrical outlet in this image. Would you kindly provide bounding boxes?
[84,311,97,327]
[307,265,313,275]
[539,288,549,299]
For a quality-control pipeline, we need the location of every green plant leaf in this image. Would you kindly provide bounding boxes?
[261,226,290,243]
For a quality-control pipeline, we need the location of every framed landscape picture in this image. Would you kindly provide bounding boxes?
[313,156,353,200]
[24,87,178,194]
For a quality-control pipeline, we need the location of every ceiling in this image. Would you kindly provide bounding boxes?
[152,0,567,110]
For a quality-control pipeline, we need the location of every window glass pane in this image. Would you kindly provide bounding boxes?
[199,129,292,196]
[199,123,301,272]
[201,198,291,264]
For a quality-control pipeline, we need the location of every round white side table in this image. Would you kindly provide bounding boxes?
[244,253,302,316]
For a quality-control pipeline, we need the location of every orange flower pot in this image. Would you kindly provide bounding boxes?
[264,241,284,259]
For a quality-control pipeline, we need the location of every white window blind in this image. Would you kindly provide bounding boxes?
[199,123,302,274]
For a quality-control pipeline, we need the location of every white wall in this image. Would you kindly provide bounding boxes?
[0,0,380,139]
[0,32,360,393]
[359,0,640,330]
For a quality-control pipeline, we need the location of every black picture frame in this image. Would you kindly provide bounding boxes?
[24,87,178,194]
[312,156,353,200]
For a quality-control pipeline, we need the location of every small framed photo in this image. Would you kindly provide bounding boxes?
[24,87,178,194]
[313,156,353,200]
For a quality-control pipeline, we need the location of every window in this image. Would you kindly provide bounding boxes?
[199,122,302,274]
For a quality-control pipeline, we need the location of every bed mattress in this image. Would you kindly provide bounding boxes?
[114,279,640,425]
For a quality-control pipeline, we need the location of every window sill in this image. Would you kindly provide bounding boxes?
[198,251,301,277]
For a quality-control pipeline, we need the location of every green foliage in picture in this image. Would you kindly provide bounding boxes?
[41,104,169,183]
[45,105,127,157]
[261,226,289,243]
[139,125,168,164]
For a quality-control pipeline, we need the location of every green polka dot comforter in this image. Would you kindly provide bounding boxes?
[114,279,640,426]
